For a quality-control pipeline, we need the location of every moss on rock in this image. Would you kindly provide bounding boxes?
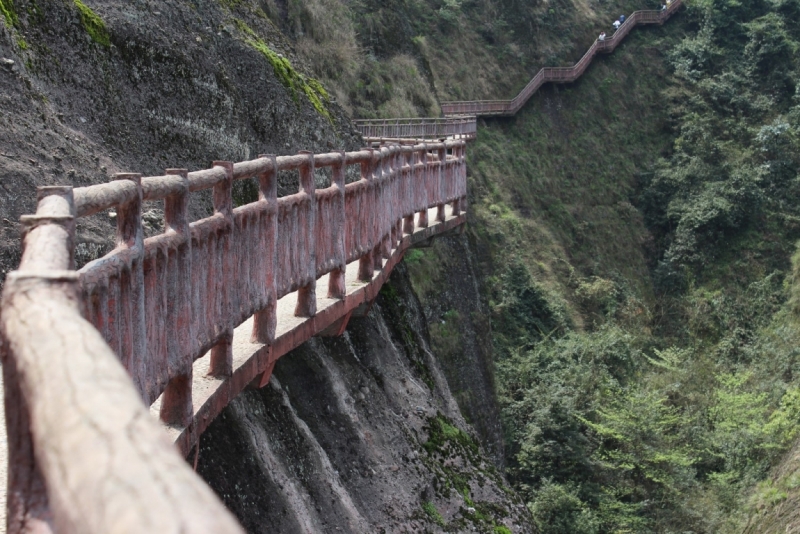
[74,0,110,47]
[233,18,332,123]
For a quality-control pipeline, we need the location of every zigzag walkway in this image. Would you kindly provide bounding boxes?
[353,0,682,139]
[1,2,682,532]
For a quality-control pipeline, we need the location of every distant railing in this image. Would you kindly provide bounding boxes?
[354,116,477,140]
[441,0,682,117]
[1,141,467,533]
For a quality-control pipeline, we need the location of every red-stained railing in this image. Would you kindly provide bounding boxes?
[441,0,682,117]
[1,140,467,533]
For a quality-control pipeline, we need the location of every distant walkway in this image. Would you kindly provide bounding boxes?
[352,0,683,143]
[440,0,682,116]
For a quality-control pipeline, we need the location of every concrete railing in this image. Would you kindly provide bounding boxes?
[441,0,682,117]
[1,140,467,533]
[354,116,477,140]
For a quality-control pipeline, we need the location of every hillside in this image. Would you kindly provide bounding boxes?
[404,0,800,531]
[2,0,800,531]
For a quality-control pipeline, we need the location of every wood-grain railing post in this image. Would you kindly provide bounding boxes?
[391,147,403,248]
[113,173,147,397]
[452,145,461,216]
[357,148,375,281]
[371,148,384,271]
[295,151,317,317]
[328,151,347,299]
[418,144,429,228]
[207,161,235,380]
[380,146,394,260]
[252,155,278,343]
[403,150,415,235]
[436,146,447,223]
[162,168,193,396]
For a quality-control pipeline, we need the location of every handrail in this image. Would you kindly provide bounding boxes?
[1,140,468,532]
[353,116,477,140]
[441,0,682,117]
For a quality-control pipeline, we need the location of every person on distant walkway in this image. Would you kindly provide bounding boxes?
[599,31,606,41]
[619,14,626,22]
[661,3,667,10]
[613,19,621,30]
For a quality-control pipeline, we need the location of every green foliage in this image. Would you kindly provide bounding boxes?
[234,19,332,122]
[493,526,513,534]
[529,482,600,534]
[640,0,800,281]
[74,0,110,47]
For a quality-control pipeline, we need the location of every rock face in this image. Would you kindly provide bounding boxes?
[198,266,533,533]
[0,0,359,277]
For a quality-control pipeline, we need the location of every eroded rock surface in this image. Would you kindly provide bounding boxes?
[198,267,533,533]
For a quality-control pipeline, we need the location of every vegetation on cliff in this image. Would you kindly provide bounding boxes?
[340,0,800,529]
[445,0,800,530]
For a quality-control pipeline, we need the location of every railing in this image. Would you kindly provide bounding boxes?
[1,140,467,533]
[354,116,477,140]
[440,0,682,117]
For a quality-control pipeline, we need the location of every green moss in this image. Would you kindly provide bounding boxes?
[16,35,26,49]
[422,501,446,526]
[0,0,18,27]
[493,526,512,534]
[424,413,479,459]
[233,18,332,122]
[74,0,110,47]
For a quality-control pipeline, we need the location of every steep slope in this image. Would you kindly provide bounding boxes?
[407,0,800,531]
[198,266,532,533]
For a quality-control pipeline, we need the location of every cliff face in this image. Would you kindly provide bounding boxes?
[197,265,532,533]
[0,0,359,276]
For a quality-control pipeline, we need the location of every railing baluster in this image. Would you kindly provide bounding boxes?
[418,144,429,228]
[113,173,147,397]
[295,151,316,317]
[163,168,192,394]
[207,161,234,379]
[357,149,374,281]
[328,151,347,298]
[252,155,278,344]
[436,146,447,223]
